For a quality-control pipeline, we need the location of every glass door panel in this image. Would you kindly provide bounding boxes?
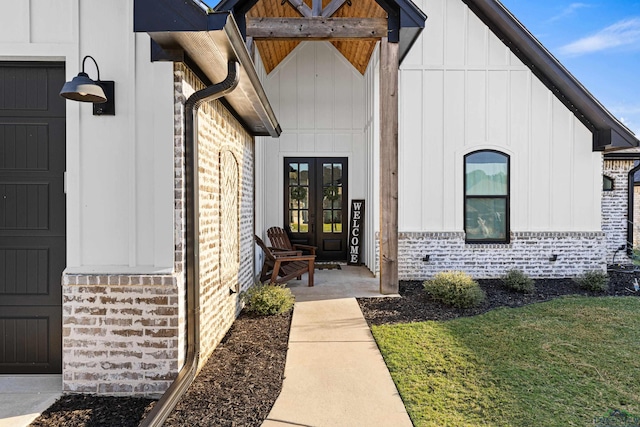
[284,157,348,261]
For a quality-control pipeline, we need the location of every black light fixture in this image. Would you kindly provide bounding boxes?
[59,55,115,115]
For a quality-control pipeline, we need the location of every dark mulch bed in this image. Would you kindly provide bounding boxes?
[358,269,640,326]
[163,312,291,427]
[29,268,640,426]
[29,395,155,427]
[29,312,291,427]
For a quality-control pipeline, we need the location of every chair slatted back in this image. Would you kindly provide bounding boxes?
[267,227,293,251]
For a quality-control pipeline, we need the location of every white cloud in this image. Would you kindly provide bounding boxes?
[559,18,640,56]
[548,3,591,22]
[613,106,640,135]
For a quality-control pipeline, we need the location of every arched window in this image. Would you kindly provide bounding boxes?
[464,150,510,243]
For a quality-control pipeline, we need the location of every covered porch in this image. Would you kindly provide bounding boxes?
[212,0,426,293]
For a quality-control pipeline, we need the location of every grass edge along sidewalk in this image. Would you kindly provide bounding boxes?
[372,296,640,427]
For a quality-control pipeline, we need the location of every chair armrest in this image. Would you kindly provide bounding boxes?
[273,250,304,257]
[274,254,315,261]
[293,244,317,254]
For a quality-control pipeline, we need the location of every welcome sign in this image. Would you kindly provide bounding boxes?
[348,199,365,265]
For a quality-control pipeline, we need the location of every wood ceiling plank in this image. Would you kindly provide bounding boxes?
[248,0,387,73]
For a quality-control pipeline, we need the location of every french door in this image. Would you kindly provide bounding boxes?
[284,157,348,261]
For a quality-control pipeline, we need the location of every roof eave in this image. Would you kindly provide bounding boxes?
[215,0,426,63]
[464,0,638,152]
[134,0,281,137]
[398,0,427,63]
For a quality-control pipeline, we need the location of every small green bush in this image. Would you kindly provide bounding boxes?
[574,271,609,292]
[501,269,536,293]
[241,283,295,315]
[423,271,486,309]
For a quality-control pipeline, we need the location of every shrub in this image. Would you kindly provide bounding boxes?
[241,283,295,315]
[501,269,536,293]
[574,271,609,292]
[423,271,486,309]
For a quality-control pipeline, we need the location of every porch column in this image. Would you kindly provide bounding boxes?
[379,38,399,294]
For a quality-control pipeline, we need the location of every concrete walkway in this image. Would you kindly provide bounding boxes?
[0,375,61,427]
[0,266,410,427]
[262,266,412,427]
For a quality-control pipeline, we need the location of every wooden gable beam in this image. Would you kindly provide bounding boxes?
[312,0,322,17]
[246,17,388,40]
[321,0,348,17]
[287,0,350,18]
[287,0,312,17]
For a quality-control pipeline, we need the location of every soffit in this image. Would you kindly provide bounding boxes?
[247,0,387,74]
[134,1,281,137]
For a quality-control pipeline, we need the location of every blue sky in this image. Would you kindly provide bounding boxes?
[499,0,640,135]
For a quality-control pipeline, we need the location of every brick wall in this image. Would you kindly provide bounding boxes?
[602,159,634,265]
[61,63,255,396]
[62,274,180,396]
[368,158,637,279]
[177,64,255,367]
[376,231,607,280]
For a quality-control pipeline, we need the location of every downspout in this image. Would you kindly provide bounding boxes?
[140,60,240,427]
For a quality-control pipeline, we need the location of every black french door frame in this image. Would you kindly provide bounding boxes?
[284,157,348,261]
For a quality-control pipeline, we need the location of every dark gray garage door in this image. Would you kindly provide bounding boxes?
[0,62,66,374]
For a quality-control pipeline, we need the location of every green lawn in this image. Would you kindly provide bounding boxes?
[372,297,640,427]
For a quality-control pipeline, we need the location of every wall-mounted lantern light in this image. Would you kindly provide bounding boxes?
[59,55,115,116]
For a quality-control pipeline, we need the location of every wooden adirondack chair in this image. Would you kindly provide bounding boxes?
[267,226,317,255]
[255,235,315,287]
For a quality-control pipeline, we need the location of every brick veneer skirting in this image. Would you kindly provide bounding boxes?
[62,274,181,396]
[377,231,607,280]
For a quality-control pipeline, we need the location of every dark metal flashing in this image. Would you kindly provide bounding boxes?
[214,0,426,61]
[603,151,640,160]
[134,0,281,137]
[133,0,227,33]
[462,0,638,152]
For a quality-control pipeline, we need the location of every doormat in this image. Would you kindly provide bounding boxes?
[315,263,342,270]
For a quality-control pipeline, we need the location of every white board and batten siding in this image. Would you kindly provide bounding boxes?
[0,0,176,273]
[255,41,368,241]
[399,0,602,234]
[363,45,380,274]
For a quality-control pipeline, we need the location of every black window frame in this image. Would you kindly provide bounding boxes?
[603,175,614,191]
[464,150,510,244]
